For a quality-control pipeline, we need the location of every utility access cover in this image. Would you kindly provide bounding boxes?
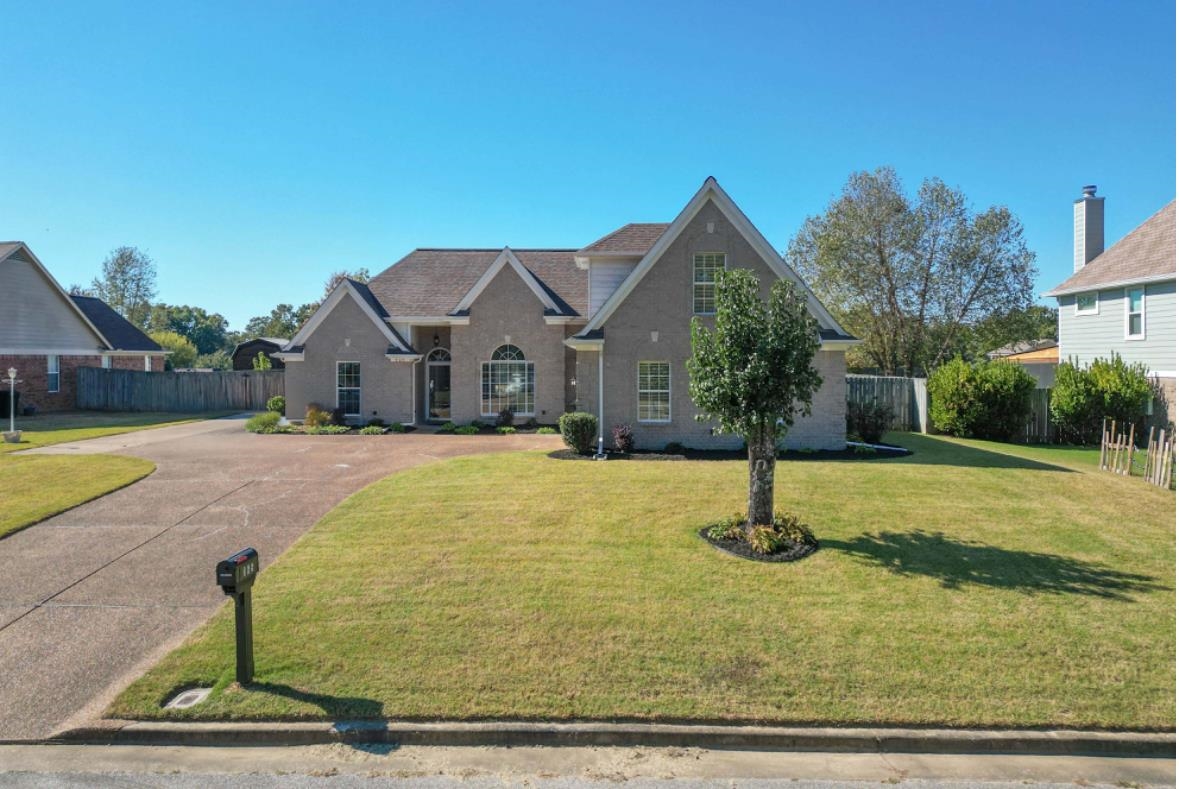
[164,688,213,709]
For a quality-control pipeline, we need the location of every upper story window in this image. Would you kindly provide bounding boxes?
[693,253,726,315]
[1075,292,1098,315]
[47,355,60,393]
[482,344,534,416]
[1126,287,1145,339]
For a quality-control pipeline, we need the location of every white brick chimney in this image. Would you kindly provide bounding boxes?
[1073,184,1105,272]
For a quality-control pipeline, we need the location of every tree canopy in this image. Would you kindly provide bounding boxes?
[787,167,1036,376]
[242,303,317,339]
[91,246,157,329]
[146,303,229,355]
[149,330,197,370]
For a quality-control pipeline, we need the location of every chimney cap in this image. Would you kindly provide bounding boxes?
[1082,185,1098,198]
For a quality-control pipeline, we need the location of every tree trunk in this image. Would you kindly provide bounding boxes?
[747,425,777,528]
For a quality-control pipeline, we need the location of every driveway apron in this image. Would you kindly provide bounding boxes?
[0,415,560,740]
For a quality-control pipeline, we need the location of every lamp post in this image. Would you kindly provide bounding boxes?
[6,367,17,437]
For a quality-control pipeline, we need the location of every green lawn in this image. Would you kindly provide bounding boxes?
[110,433,1175,729]
[0,411,215,538]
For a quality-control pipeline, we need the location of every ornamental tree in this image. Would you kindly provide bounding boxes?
[688,270,822,528]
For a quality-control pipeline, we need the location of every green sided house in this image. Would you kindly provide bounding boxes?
[278,178,858,449]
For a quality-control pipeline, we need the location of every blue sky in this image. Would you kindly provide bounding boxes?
[2,1,1174,329]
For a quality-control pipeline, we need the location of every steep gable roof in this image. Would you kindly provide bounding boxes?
[367,249,586,317]
[1047,200,1176,296]
[576,178,854,339]
[578,223,670,255]
[69,296,162,352]
[0,241,114,349]
[285,279,417,356]
[452,248,562,315]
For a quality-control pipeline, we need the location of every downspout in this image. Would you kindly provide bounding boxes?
[595,349,606,458]
[411,361,416,426]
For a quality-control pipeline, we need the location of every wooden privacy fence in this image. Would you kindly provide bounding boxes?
[845,374,929,433]
[1023,388,1056,444]
[77,368,284,412]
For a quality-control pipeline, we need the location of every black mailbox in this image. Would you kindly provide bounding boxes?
[216,547,259,684]
[216,548,259,595]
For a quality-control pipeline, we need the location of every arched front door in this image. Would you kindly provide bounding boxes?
[426,348,451,421]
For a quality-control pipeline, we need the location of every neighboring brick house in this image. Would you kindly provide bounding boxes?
[1045,188,1176,428]
[279,178,858,449]
[0,242,166,412]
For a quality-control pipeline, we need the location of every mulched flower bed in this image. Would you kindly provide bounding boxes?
[550,444,911,462]
[699,528,819,563]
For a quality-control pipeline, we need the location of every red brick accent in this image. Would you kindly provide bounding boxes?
[0,353,164,412]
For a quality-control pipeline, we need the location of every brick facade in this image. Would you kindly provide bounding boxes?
[0,354,164,413]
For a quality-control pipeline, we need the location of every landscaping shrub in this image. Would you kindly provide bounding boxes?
[523,417,538,429]
[703,510,818,558]
[928,357,1035,440]
[245,411,281,434]
[359,425,385,435]
[266,395,286,414]
[388,422,407,433]
[496,407,514,428]
[706,512,747,542]
[436,421,457,434]
[1051,354,1152,444]
[846,401,892,444]
[330,407,346,426]
[558,412,598,454]
[497,426,517,435]
[536,426,557,435]
[747,525,782,555]
[306,424,350,435]
[366,417,386,427]
[612,423,635,453]
[304,403,332,428]
[454,425,479,435]
[664,441,686,455]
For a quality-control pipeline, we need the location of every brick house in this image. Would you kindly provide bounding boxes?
[0,242,167,412]
[278,179,858,450]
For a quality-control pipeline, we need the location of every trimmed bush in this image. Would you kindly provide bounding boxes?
[928,358,1035,441]
[496,407,514,428]
[436,421,457,434]
[266,395,286,414]
[558,411,598,455]
[454,425,480,435]
[388,422,407,433]
[497,426,517,435]
[1051,355,1152,444]
[359,425,385,435]
[305,424,350,435]
[536,426,557,435]
[245,411,281,434]
[846,401,892,444]
[612,423,635,453]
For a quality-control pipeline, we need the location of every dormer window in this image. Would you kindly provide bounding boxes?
[693,253,726,315]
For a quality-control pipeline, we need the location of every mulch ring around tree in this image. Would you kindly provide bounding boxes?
[699,528,820,563]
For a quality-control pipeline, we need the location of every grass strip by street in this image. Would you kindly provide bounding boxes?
[110,433,1175,730]
[0,455,154,538]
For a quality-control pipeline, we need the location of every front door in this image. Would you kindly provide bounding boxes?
[427,361,451,421]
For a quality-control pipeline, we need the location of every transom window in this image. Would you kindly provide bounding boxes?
[1126,287,1145,339]
[47,355,60,393]
[337,361,361,417]
[637,361,671,423]
[1075,292,1098,315]
[482,344,534,416]
[693,253,726,315]
[426,347,451,363]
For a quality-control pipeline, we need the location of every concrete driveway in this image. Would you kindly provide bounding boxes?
[0,415,561,741]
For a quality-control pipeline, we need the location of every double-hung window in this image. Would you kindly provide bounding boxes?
[637,361,671,423]
[336,361,361,417]
[693,253,726,315]
[47,355,60,393]
[1126,287,1145,339]
[481,344,534,416]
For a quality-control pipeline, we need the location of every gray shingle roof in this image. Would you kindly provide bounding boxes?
[1047,201,1176,295]
[69,295,162,352]
[367,249,586,317]
[579,223,670,255]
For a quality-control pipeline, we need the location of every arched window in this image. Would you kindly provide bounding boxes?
[482,345,534,416]
[426,347,451,363]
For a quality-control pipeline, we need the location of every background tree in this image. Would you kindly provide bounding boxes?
[787,167,1036,376]
[688,270,822,527]
[242,303,317,338]
[91,246,157,328]
[146,303,229,355]
[963,304,1057,360]
[194,350,232,370]
[322,268,370,300]
[149,330,197,370]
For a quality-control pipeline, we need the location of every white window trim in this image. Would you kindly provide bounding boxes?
[143,355,152,372]
[1074,291,1099,316]
[47,355,60,393]
[637,361,672,424]
[692,252,727,316]
[336,361,361,417]
[101,355,112,369]
[480,359,536,417]
[1125,286,1146,340]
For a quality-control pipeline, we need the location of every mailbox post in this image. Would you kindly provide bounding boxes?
[216,547,259,684]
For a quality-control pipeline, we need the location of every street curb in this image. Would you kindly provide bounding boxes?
[49,721,1177,757]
